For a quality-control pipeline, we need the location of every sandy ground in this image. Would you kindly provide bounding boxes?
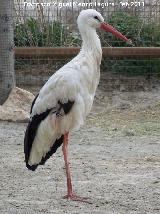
[0,87,160,214]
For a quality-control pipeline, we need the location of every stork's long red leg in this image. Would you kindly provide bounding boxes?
[62,131,90,203]
[62,132,73,196]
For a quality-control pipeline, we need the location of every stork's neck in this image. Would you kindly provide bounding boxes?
[79,26,102,63]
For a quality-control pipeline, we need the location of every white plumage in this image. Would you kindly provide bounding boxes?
[29,10,103,165]
[24,9,130,201]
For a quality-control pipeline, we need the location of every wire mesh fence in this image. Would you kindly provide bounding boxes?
[14,0,160,47]
[13,0,160,93]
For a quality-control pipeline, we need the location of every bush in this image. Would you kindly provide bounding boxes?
[99,12,160,47]
[14,18,80,47]
[14,13,160,48]
[100,12,160,76]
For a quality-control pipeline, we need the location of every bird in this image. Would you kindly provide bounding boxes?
[24,9,130,202]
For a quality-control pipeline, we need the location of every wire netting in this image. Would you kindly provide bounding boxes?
[14,0,160,93]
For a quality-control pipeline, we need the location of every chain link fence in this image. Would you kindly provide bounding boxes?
[13,0,160,93]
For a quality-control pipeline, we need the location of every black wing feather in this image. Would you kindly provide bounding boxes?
[24,108,52,171]
[24,96,74,171]
[30,93,39,114]
[58,100,74,114]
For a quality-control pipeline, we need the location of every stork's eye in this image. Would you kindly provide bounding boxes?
[94,16,99,21]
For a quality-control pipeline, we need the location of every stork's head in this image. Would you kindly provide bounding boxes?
[77,9,131,44]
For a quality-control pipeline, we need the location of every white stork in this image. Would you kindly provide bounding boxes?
[24,9,130,202]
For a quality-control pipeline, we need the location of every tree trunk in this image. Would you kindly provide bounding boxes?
[0,0,15,105]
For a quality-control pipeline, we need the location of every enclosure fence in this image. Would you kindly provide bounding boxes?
[13,0,160,93]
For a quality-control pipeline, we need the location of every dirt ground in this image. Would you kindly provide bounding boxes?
[0,84,160,214]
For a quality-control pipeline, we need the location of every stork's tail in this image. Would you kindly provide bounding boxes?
[24,97,75,171]
[24,109,64,171]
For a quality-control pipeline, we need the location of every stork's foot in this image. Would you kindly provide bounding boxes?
[63,193,91,203]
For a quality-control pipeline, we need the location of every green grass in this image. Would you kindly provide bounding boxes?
[14,18,80,47]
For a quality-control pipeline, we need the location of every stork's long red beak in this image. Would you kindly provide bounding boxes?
[100,22,132,44]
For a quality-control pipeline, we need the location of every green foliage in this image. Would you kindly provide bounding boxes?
[100,12,160,47]
[14,18,80,47]
[100,12,160,76]
[140,23,160,47]
[100,12,139,47]
[14,12,160,48]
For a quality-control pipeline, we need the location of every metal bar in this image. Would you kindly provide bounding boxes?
[14,47,160,58]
